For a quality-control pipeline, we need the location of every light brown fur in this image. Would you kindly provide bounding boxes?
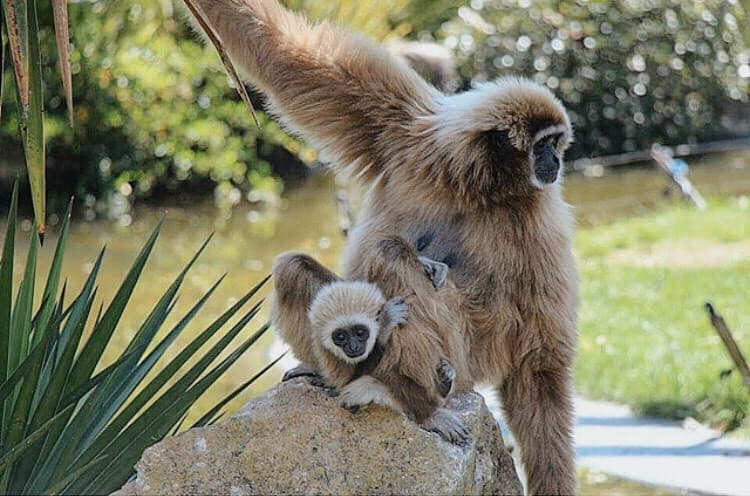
[272,249,470,442]
[308,278,459,428]
[190,1,578,494]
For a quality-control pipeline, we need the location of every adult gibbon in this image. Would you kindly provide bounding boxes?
[188,1,578,494]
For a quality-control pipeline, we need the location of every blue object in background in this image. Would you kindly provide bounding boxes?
[668,158,689,176]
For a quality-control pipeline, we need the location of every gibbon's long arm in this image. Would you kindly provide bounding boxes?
[190,0,439,182]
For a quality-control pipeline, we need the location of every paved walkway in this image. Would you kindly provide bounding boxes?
[574,398,750,496]
[484,392,750,495]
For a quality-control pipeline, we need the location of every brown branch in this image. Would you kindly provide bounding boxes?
[182,0,259,128]
[706,302,750,389]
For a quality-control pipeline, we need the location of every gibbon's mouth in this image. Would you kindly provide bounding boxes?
[343,346,366,358]
[535,165,559,184]
[533,143,561,184]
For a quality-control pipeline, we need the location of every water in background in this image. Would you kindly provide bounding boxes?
[1,151,748,494]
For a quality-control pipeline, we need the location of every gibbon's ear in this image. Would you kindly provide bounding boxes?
[482,129,516,169]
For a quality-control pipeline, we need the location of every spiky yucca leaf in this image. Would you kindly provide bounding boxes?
[0,185,273,494]
[51,0,72,126]
[2,0,77,239]
[1,0,45,239]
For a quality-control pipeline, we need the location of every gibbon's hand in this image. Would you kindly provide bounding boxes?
[418,256,449,290]
[381,296,409,329]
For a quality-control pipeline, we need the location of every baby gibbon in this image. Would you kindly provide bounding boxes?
[308,280,459,433]
[272,250,469,443]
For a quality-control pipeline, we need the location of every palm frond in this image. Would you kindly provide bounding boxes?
[0,183,271,495]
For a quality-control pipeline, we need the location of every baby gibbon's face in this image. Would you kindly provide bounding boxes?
[331,324,371,360]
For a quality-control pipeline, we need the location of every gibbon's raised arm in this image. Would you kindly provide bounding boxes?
[190,0,439,182]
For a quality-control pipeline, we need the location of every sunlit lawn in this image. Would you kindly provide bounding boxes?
[575,196,750,430]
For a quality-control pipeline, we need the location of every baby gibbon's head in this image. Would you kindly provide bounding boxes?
[309,281,384,364]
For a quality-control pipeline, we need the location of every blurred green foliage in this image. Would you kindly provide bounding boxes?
[1,0,749,205]
[431,0,749,159]
[1,1,303,206]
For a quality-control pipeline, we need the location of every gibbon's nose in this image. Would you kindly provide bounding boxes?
[344,342,366,358]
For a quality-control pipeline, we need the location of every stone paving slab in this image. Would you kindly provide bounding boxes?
[574,397,750,496]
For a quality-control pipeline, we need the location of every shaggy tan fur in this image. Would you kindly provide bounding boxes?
[274,248,469,434]
[191,1,579,493]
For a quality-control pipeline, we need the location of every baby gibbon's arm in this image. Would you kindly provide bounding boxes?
[190,0,439,182]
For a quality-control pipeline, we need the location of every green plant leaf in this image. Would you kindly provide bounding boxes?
[1,5,5,122]
[12,290,97,487]
[69,235,216,452]
[2,0,29,108]
[71,275,269,472]
[0,312,58,403]
[81,272,225,448]
[65,219,163,395]
[44,455,106,496]
[25,0,44,239]
[3,0,46,238]
[81,324,269,494]
[68,309,268,494]
[33,198,73,347]
[19,249,106,492]
[0,203,273,494]
[0,181,18,391]
[0,403,74,473]
[192,350,282,428]
[51,0,73,126]
[7,224,38,380]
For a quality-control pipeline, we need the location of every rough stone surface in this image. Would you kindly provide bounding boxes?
[115,379,522,495]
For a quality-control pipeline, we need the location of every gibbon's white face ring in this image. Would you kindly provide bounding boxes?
[322,313,379,364]
[529,124,568,189]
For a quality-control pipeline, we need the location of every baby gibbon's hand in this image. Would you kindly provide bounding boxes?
[418,256,449,290]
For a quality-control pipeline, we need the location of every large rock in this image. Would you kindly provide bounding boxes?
[116,379,522,495]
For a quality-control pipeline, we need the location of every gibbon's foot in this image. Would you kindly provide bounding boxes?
[418,256,449,290]
[339,389,368,414]
[282,365,319,382]
[382,296,409,328]
[339,376,382,413]
[423,408,469,446]
[310,375,339,397]
[308,374,335,389]
[436,358,456,398]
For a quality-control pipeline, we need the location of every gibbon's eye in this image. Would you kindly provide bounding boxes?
[333,330,347,344]
[352,325,369,341]
[545,133,561,148]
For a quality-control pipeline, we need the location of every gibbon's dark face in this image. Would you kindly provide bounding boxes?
[332,324,371,358]
[533,133,564,185]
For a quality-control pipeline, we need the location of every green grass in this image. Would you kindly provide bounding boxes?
[574,196,750,430]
